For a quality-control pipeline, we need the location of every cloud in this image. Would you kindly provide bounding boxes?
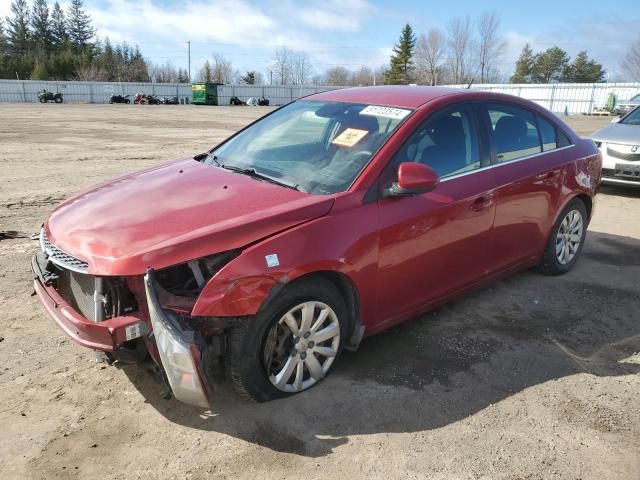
[295,0,373,32]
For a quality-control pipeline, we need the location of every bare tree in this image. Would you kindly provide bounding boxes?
[415,28,446,85]
[447,16,472,84]
[290,51,313,85]
[211,53,233,84]
[476,11,505,83]
[351,65,374,86]
[149,61,179,83]
[75,65,102,81]
[272,47,292,85]
[622,38,640,81]
[324,66,350,85]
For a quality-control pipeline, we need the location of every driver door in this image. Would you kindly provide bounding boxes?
[375,104,497,327]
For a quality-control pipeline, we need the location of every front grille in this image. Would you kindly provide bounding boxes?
[602,167,640,183]
[606,147,640,162]
[40,229,89,273]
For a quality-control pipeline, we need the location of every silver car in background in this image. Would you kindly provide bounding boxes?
[614,94,640,116]
[592,106,640,187]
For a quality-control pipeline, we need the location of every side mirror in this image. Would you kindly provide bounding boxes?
[386,162,440,197]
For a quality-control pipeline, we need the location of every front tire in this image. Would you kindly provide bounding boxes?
[537,198,588,275]
[225,277,348,402]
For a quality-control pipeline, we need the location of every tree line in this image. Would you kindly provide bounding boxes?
[2,1,639,86]
[0,0,149,81]
[511,45,605,83]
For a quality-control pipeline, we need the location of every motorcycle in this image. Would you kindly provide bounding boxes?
[134,93,160,105]
[38,90,63,103]
[160,96,179,105]
[109,94,131,104]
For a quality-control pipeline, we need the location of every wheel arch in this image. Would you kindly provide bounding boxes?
[260,270,364,350]
[574,193,593,221]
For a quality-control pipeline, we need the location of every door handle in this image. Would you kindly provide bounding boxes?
[535,171,556,180]
[470,196,493,211]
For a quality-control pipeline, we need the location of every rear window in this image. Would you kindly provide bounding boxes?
[487,104,542,162]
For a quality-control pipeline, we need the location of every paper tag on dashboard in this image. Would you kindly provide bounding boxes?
[360,105,411,120]
[331,128,368,147]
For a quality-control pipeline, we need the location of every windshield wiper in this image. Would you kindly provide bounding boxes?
[218,163,304,192]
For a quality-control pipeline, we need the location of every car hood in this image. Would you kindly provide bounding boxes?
[591,123,640,144]
[45,158,334,275]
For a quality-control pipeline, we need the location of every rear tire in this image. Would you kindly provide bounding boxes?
[537,198,588,275]
[225,277,348,402]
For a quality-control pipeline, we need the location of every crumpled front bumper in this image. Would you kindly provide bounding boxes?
[143,269,211,408]
[31,254,146,352]
[32,253,211,408]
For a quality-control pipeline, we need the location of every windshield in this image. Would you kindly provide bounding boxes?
[620,107,640,126]
[630,94,640,101]
[206,100,411,194]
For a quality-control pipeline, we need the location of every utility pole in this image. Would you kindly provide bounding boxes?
[187,40,191,83]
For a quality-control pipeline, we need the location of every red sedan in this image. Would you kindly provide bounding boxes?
[32,87,601,407]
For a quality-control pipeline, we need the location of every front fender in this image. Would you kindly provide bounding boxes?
[190,198,379,322]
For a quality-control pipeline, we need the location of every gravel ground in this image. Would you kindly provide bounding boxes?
[0,104,638,480]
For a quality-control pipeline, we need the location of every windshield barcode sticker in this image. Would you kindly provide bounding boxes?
[360,105,411,120]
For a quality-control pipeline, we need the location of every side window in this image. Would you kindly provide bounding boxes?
[537,116,557,151]
[487,104,542,163]
[396,105,481,179]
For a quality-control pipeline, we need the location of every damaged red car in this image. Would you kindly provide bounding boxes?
[32,87,601,407]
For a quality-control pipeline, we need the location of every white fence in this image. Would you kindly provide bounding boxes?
[217,84,339,106]
[448,82,640,114]
[1,80,639,113]
[0,80,339,105]
[0,79,192,104]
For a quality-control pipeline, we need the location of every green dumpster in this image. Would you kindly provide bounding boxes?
[192,82,220,105]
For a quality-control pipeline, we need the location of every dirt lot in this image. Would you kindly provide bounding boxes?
[0,104,638,480]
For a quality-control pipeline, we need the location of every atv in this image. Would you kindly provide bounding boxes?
[38,90,63,103]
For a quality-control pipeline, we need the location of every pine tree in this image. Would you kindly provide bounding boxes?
[177,68,189,83]
[531,46,569,83]
[67,0,94,51]
[30,0,52,52]
[242,71,256,84]
[0,19,6,77]
[564,51,605,83]
[50,1,68,49]
[31,59,48,79]
[385,23,416,85]
[6,0,31,56]
[510,44,535,83]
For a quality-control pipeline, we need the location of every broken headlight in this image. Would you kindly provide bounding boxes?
[156,251,240,299]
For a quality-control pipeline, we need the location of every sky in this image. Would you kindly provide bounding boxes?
[1,0,639,81]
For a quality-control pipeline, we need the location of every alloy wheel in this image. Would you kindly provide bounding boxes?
[263,301,341,393]
[555,209,583,265]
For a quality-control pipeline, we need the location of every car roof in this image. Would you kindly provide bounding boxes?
[306,86,471,109]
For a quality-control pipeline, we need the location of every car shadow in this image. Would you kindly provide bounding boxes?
[600,184,640,199]
[122,231,640,457]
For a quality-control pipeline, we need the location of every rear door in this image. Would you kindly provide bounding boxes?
[481,102,569,270]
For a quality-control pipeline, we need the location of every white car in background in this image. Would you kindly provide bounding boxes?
[592,106,640,187]
[614,94,640,116]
